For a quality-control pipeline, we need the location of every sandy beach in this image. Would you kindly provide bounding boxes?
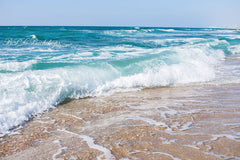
[1,0,240,159]
[1,82,240,160]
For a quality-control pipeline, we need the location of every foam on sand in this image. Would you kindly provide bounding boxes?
[58,129,116,160]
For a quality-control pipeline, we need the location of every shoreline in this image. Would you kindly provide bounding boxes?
[1,82,240,159]
[0,81,232,138]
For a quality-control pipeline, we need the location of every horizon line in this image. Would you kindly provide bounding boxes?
[0,25,239,29]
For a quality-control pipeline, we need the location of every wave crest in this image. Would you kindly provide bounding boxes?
[0,60,37,72]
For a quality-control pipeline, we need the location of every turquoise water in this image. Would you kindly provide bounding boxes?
[0,26,240,134]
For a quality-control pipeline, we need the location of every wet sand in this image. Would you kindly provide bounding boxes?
[1,83,240,160]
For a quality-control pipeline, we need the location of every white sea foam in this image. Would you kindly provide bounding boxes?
[95,45,225,94]
[0,65,120,133]
[229,44,240,54]
[52,140,67,160]
[0,40,230,134]
[30,34,37,39]
[51,45,151,62]
[215,29,237,33]
[152,152,182,160]
[61,113,85,122]
[225,35,240,40]
[103,28,176,36]
[187,29,237,34]
[128,116,169,128]
[0,60,37,72]
[59,129,116,160]
[143,38,206,46]
[103,30,137,36]
[157,29,176,32]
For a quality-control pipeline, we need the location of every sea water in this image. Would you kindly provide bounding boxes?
[0,26,240,134]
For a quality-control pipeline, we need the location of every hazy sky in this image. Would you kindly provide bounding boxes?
[0,0,240,27]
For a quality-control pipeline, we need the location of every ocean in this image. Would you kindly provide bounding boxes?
[0,26,240,135]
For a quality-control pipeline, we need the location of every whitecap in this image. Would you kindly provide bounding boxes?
[30,34,37,39]
[0,60,37,72]
[157,29,176,32]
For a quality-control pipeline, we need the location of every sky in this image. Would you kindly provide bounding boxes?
[0,0,240,27]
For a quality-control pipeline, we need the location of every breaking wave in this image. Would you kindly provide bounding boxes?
[0,26,239,134]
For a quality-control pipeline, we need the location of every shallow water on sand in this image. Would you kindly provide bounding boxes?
[1,82,240,160]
